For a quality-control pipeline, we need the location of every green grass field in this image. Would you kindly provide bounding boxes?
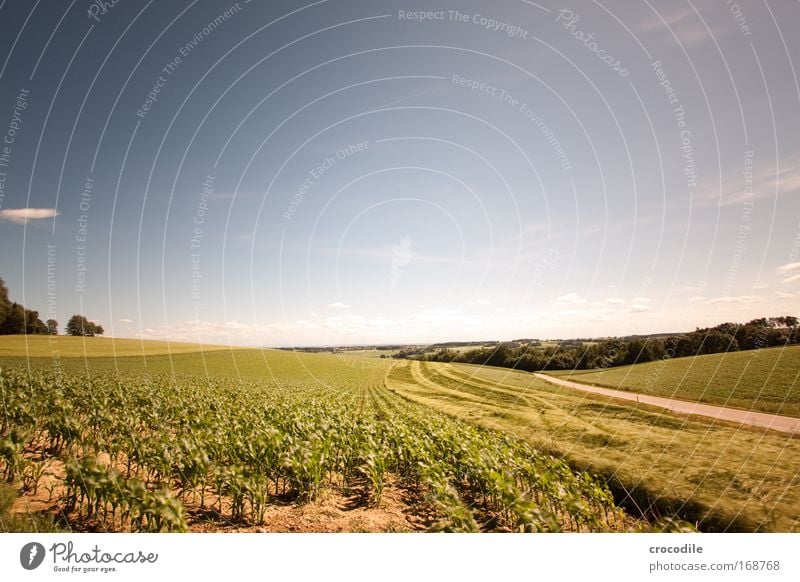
[448,344,495,353]
[0,335,233,358]
[546,345,800,416]
[333,348,400,359]
[1,347,385,386]
[385,359,800,532]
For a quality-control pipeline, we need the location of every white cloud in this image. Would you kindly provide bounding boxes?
[328,302,350,309]
[605,298,625,305]
[706,295,761,304]
[314,246,461,266]
[637,6,714,48]
[118,318,134,323]
[778,262,800,274]
[688,296,706,303]
[638,6,693,31]
[782,274,800,285]
[0,208,59,224]
[555,293,586,305]
[132,307,491,347]
[629,297,652,313]
[700,159,800,207]
[390,236,413,291]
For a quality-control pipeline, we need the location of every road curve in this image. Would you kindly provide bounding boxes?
[533,373,800,436]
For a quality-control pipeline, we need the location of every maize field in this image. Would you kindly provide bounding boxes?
[0,353,639,532]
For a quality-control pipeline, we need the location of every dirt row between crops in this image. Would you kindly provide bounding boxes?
[534,373,800,436]
[10,453,439,533]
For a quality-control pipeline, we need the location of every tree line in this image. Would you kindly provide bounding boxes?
[398,316,800,372]
[0,277,104,336]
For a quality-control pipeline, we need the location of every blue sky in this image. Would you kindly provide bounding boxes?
[1,0,799,346]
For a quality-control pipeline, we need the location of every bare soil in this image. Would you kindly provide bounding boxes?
[10,452,439,533]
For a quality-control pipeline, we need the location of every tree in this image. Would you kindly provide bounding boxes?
[0,278,49,335]
[769,316,798,328]
[65,314,104,336]
[0,278,10,326]
[46,319,58,335]
[0,302,25,334]
[623,338,663,365]
[697,330,738,355]
[24,309,47,334]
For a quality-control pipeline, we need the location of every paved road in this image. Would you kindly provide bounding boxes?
[533,373,800,436]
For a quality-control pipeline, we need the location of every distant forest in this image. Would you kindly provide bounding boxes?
[397,316,800,372]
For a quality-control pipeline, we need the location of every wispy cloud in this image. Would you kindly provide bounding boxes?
[782,274,800,285]
[630,296,652,313]
[0,208,59,224]
[637,5,712,48]
[328,302,350,309]
[134,308,489,346]
[390,235,413,291]
[699,159,800,207]
[312,246,464,266]
[555,292,586,306]
[706,295,761,304]
[777,263,800,284]
[118,318,134,323]
[638,5,694,31]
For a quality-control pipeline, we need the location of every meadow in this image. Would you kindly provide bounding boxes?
[0,335,233,358]
[385,359,800,532]
[547,345,800,416]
